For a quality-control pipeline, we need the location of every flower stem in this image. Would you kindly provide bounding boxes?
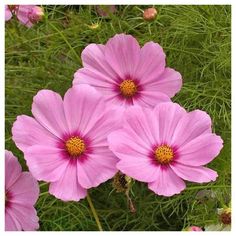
[87,192,103,231]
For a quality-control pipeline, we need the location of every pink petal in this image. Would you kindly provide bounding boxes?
[170,162,218,183]
[108,130,159,183]
[133,90,170,108]
[5,208,22,231]
[5,5,13,21]
[81,43,118,80]
[116,159,160,183]
[152,102,186,144]
[104,34,140,79]
[16,6,33,28]
[6,204,39,231]
[49,161,87,201]
[176,133,223,166]
[63,84,106,135]
[85,107,123,145]
[5,150,22,190]
[25,145,69,182]
[135,42,166,83]
[108,129,151,159]
[74,67,118,89]
[8,172,39,206]
[12,115,59,153]
[77,150,118,188]
[123,106,157,147]
[171,110,212,147]
[148,166,186,196]
[32,90,68,139]
[143,67,182,98]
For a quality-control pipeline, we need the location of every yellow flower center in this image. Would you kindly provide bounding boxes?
[120,79,137,98]
[155,145,174,164]
[65,136,86,157]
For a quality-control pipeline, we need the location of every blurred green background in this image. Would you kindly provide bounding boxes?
[5,5,231,231]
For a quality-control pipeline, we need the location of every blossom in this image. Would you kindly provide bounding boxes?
[184,226,203,231]
[143,7,158,21]
[5,5,44,27]
[108,102,223,196]
[12,85,120,201]
[73,34,182,108]
[5,150,39,231]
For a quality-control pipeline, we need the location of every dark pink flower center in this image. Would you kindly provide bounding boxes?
[65,136,86,157]
[155,145,174,164]
[120,79,137,98]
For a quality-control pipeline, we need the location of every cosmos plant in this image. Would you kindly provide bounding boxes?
[5,5,44,27]
[6,30,224,230]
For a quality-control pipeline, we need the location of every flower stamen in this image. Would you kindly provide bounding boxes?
[120,79,137,98]
[155,145,174,164]
[65,136,86,157]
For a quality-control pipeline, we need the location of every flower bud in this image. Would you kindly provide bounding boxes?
[143,7,158,21]
[28,6,44,23]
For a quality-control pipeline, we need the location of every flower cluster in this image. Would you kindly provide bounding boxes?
[6,31,223,230]
[5,5,44,27]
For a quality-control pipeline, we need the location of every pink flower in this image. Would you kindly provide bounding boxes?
[108,102,223,196]
[73,34,182,108]
[5,150,39,231]
[186,226,203,231]
[5,5,44,28]
[12,85,120,201]
[5,5,13,21]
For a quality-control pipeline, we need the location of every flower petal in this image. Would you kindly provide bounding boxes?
[24,145,69,182]
[170,162,218,183]
[152,102,186,144]
[32,90,68,139]
[5,208,21,231]
[77,149,118,189]
[148,166,186,196]
[49,160,87,201]
[135,42,166,83]
[5,5,13,21]
[134,91,170,108]
[5,150,22,190]
[176,133,223,166]
[12,115,59,153]
[8,172,39,206]
[81,43,118,79]
[143,67,182,98]
[105,34,140,78]
[171,110,212,147]
[108,129,151,159]
[16,6,33,28]
[63,84,106,135]
[6,204,39,231]
[123,106,157,147]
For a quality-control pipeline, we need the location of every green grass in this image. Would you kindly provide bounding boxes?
[5,5,231,231]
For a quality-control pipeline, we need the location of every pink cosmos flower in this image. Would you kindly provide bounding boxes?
[5,5,44,28]
[12,85,120,201]
[5,150,39,231]
[73,34,182,108]
[108,102,223,196]
[186,226,203,231]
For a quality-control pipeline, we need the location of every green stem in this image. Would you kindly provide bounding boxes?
[87,192,103,231]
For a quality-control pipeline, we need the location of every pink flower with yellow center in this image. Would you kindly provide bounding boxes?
[12,85,120,201]
[73,34,182,108]
[5,5,44,28]
[108,102,223,196]
[5,150,39,231]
